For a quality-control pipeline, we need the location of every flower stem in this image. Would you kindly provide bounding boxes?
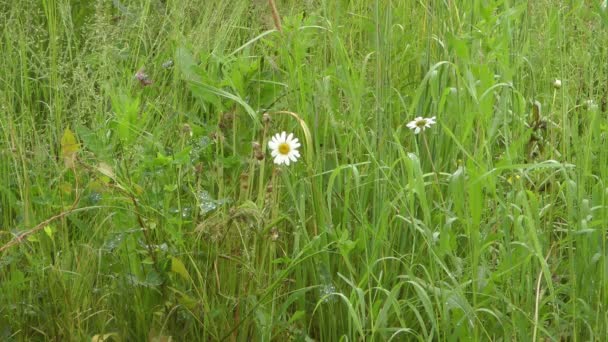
[421,133,445,204]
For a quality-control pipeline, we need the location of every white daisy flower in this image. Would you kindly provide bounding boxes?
[406,116,437,134]
[268,131,301,166]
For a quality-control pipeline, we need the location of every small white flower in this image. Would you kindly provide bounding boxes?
[585,99,598,111]
[406,116,437,134]
[553,79,562,89]
[268,131,301,165]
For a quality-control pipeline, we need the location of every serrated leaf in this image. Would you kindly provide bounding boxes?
[44,225,54,238]
[171,257,190,280]
[110,92,141,144]
[61,128,80,168]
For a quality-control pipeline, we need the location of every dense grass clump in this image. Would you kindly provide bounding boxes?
[1,0,608,340]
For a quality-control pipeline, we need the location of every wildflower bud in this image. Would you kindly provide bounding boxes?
[135,67,153,86]
[266,184,273,193]
[241,172,249,187]
[239,172,249,191]
[209,131,224,142]
[263,113,271,124]
[182,124,192,137]
[219,112,234,131]
[270,228,279,241]
[255,151,265,161]
[553,79,562,89]
[252,141,261,151]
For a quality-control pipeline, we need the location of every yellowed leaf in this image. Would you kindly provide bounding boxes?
[171,256,190,280]
[91,332,119,342]
[149,336,173,342]
[96,162,116,181]
[60,128,80,168]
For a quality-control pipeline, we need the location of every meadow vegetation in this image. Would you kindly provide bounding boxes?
[1,0,608,340]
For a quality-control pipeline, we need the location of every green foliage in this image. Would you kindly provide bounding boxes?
[1,0,608,341]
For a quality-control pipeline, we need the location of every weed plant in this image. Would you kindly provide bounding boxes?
[1,0,607,341]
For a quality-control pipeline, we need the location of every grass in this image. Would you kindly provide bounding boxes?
[1,0,607,340]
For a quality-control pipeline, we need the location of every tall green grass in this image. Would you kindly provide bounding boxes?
[1,0,607,340]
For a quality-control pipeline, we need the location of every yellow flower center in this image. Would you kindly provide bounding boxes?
[278,143,291,155]
[415,119,427,127]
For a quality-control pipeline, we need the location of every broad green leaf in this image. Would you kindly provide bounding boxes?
[171,257,190,280]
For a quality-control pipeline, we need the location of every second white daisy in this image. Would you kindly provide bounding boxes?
[268,131,301,166]
[406,116,436,134]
